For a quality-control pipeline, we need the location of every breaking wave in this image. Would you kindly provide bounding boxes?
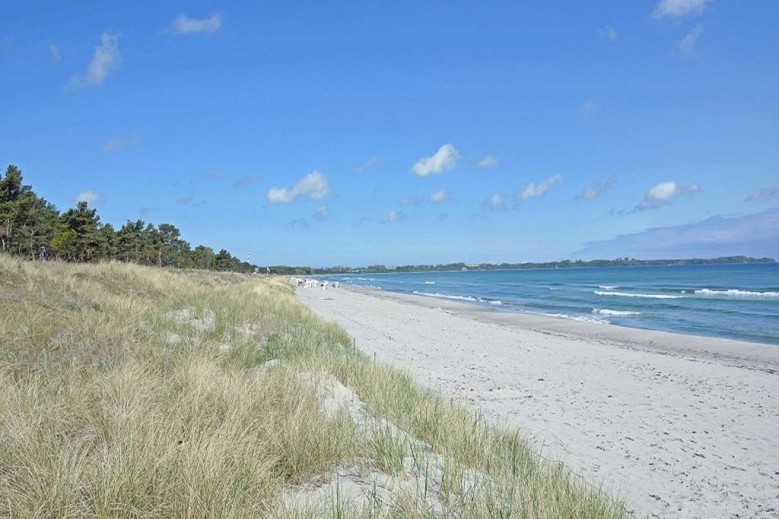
[593,308,641,317]
[694,288,779,298]
[594,290,683,300]
[412,291,502,306]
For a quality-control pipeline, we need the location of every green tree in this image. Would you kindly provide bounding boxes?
[0,165,59,258]
[190,245,216,270]
[215,249,237,271]
[0,165,28,253]
[100,223,117,260]
[60,201,104,262]
[155,223,187,267]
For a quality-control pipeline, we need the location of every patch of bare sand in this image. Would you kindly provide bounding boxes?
[278,371,491,516]
[297,285,779,518]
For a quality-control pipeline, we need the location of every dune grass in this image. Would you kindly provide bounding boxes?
[0,256,628,518]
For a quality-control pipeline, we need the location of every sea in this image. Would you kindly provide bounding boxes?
[317,263,779,346]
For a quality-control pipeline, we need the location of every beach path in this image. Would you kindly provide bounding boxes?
[297,285,779,518]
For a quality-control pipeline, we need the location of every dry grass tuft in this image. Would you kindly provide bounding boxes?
[0,255,628,518]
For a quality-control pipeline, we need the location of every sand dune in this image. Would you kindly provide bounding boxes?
[297,285,779,518]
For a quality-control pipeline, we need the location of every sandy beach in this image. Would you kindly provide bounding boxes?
[297,285,779,518]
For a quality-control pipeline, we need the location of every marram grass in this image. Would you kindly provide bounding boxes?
[0,255,628,518]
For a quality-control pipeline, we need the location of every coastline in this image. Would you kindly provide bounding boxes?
[297,284,779,518]
[350,285,779,374]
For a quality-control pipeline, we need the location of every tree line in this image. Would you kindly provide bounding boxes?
[0,165,258,273]
[313,255,775,275]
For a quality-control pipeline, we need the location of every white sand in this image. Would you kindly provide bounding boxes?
[297,285,779,518]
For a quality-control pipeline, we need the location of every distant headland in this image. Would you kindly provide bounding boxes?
[268,256,775,276]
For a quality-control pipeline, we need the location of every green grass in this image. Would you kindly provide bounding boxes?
[0,256,628,518]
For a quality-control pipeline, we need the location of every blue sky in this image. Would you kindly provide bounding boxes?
[2,0,778,266]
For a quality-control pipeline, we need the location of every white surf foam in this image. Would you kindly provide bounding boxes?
[549,313,608,324]
[594,290,682,300]
[694,288,779,298]
[593,308,641,317]
[413,291,478,302]
[413,291,502,306]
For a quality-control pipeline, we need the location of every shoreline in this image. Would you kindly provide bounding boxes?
[297,284,779,518]
[347,285,779,374]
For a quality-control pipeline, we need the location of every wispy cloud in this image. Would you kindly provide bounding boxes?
[577,179,615,200]
[476,154,499,169]
[484,193,506,211]
[75,190,100,205]
[653,0,711,18]
[678,24,704,55]
[286,218,308,229]
[176,196,205,207]
[745,184,779,203]
[635,180,700,211]
[398,196,422,207]
[66,32,121,90]
[102,134,140,153]
[314,206,331,221]
[411,144,459,177]
[353,157,382,174]
[578,100,599,117]
[232,176,262,189]
[49,44,61,62]
[598,25,618,41]
[430,190,449,204]
[382,210,405,223]
[267,171,330,204]
[516,174,563,200]
[170,14,222,35]
[579,208,779,259]
[202,171,230,181]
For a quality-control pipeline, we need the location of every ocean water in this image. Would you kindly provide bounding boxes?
[318,263,779,346]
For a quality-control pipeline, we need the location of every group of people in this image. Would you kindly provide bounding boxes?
[290,277,339,290]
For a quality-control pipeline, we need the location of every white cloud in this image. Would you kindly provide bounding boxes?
[476,154,499,168]
[484,193,506,211]
[66,32,121,90]
[49,44,61,62]
[315,206,331,221]
[678,24,704,54]
[516,174,563,200]
[382,209,405,223]
[170,14,222,35]
[353,157,382,174]
[411,144,459,177]
[635,180,700,211]
[430,190,449,204]
[102,135,140,153]
[578,179,615,200]
[267,171,330,204]
[598,25,618,41]
[579,208,779,259]
[653,0,710,18]
[75,190,100,205]
[745,184,779,203]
